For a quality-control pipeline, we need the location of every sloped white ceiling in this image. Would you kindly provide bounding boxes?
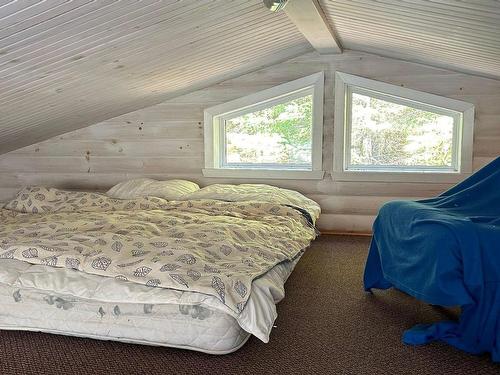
[0,0,311,154]
[319,0,500,80]
[1,0,500,155]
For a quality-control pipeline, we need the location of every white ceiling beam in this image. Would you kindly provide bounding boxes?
[284,0,342,54]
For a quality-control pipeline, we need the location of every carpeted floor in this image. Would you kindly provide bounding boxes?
[0,235,498,374]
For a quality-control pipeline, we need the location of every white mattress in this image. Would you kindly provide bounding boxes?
[0,255,301,354]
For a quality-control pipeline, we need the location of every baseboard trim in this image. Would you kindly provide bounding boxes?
[320,230,372,237]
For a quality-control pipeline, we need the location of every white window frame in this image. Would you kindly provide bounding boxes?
[203,72,325,180]
[333,72,475,183]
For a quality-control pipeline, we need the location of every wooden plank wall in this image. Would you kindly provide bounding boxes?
[0,50,498,233]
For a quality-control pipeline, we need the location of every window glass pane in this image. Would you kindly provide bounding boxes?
[224,94,313,168]
[349,92,455,169]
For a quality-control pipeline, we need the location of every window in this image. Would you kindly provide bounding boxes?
[334,72,474,182]
[203,73,324,179]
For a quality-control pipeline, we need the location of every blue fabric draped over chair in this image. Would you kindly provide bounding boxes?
[364,156,500,361]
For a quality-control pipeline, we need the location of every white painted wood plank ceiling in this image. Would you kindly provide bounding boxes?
[1,0,499,154]
[0,0,311,153]
[319,0,500,80]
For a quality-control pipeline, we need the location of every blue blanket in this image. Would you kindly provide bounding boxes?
[364,157,500,361]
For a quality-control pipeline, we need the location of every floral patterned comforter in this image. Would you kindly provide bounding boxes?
[0,185,319,313]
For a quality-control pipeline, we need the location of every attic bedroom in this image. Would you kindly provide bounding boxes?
[0,0,499,374]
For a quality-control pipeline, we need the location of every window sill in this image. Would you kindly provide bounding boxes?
[333,170,471,184]
[202,168,325,180]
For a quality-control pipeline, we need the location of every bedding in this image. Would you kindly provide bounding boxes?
[364,157,500,361]
[0,260,251,354]
[0,254,302,353]
[106,178,200,200]
[183,183,321,220]
[0,183,319,351]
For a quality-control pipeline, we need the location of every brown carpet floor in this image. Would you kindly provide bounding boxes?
[0,235,498,374]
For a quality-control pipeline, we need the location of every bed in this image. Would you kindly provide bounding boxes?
[364,157,500,361]
[0,182,320,354]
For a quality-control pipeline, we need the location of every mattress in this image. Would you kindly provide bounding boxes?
[0,183,319,353]
[0,255,300,354]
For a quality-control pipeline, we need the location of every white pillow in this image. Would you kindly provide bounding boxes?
[106,178,199,200]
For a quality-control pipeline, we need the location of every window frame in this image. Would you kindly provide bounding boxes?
[333,72,475,183]
[203,72,325,180]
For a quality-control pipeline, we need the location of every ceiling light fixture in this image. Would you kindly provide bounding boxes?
[263,0,289,12]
